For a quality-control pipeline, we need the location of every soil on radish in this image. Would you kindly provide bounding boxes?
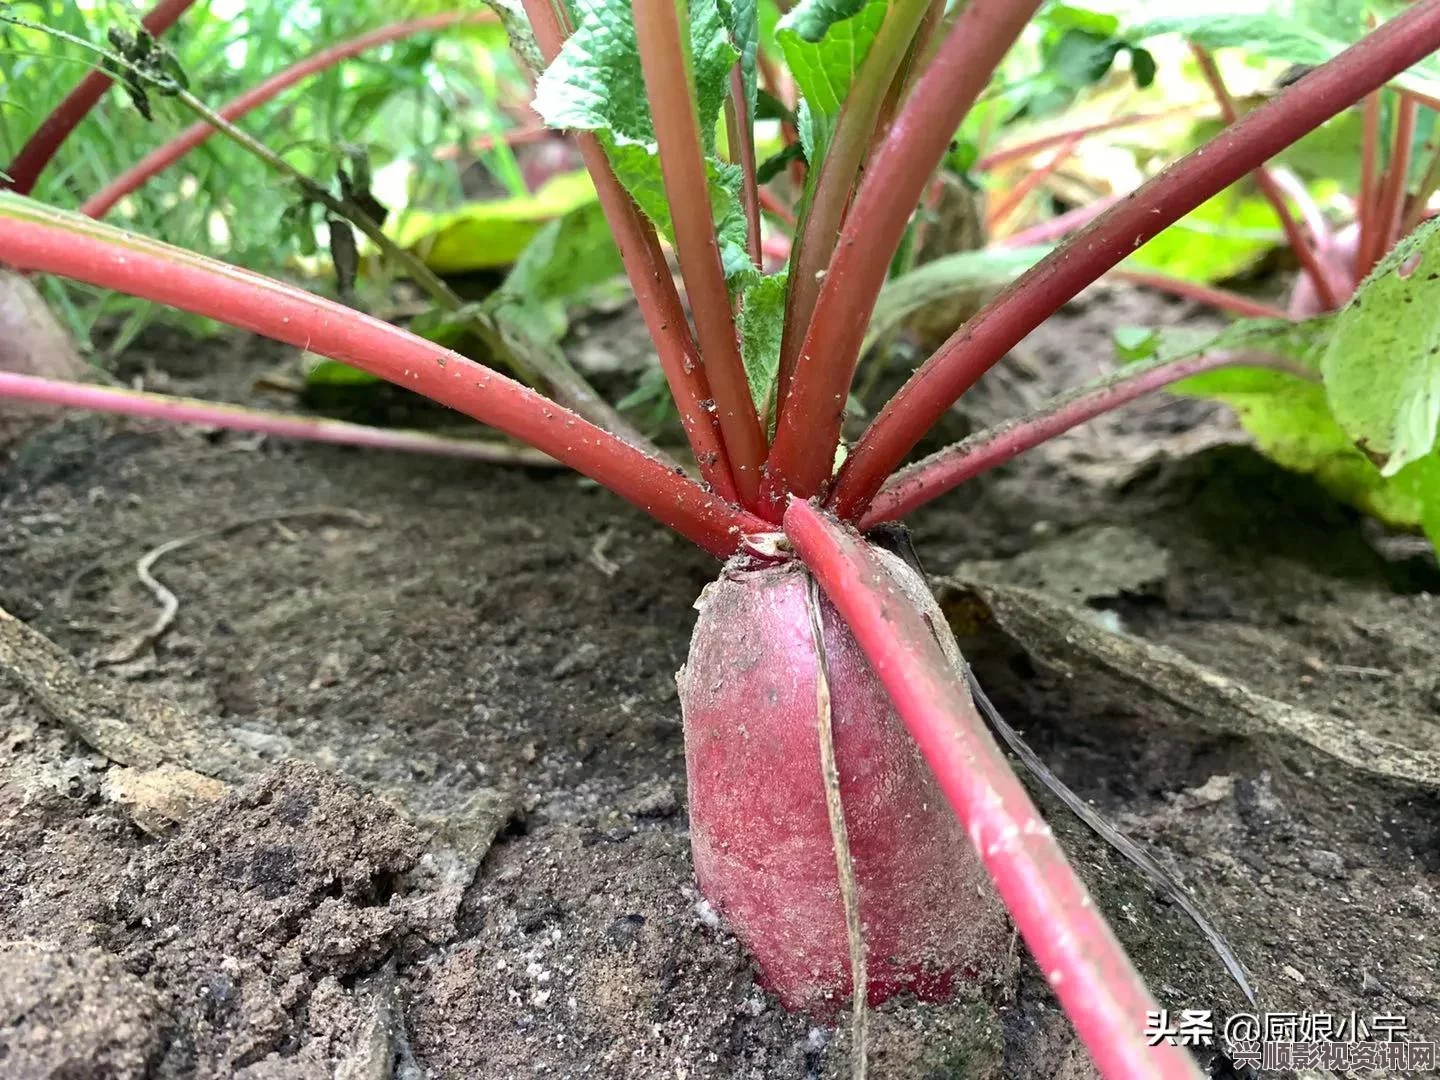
[1,289,1437,1079]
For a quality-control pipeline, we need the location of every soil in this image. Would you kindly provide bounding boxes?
[2,285,1438,1079]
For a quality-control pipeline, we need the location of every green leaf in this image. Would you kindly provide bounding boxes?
[305,357,381,386]
[1113,325,1158,361]
[1119,317,1440,548]
[1127,5,1440,100]
[532,0,751,280]
[1322,216,1440,476]
[387,170,599,273]
[864,246,1053,354]
[738,271,788,417]
[1005,4,1157,121]
[487,199,626,346]
[479,0,546,72]
[1132,13,1340,65]
[720,0,759,119]
[776,0,888,166]
[1125,189,1282,284]
[757,140,805,184]
[1045,4,1121,37]
[1047,29,1128,87]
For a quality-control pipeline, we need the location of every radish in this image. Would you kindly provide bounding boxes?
[681,548,1005,1012]
[7,4,1440,1075]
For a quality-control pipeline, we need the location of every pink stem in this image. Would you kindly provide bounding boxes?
[783,500,1204,1080]
[4,0,198,196]
[1108,270,1291,320]
[998,195,1121,249]
[775,0,932,417]
[0,202,764,557]
[975,106,1202,172]
[860,350,1298,526]
[634,0,768,506]
[1366,91,1418,274]
[1190,45,1343,312]
[728,67,764,268]
[1356,91,1383,284]
[431,124,552,163]
[828,1,1440,522]
[1267,166,1332,253]
[0,372,560,467]
[758,186,797,228]
[763,0,1041,512]
[521,0,738,502]
[984,133,1081,231]
[80,13,490,219]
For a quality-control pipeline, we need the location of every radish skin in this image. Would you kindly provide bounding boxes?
[679,553,1007,1013]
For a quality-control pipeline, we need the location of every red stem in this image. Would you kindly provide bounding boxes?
[1357,91,1383,283]
[522,0,738,501]
[633,0,768,506]
[984,134,1081,231]
[1267,166,1332,253]
[1400,94,1440,235]
[758,186,797,228]
[0,372,559,467]
[828,0,1440,522]
[0,202,764,557]
[1107,270,1291,320]
[763,0,1041,512]
[3,0,198,196]
[432,123,553,163]
[80,13,491,219]
[727,68,764,268]
[975,106,1201,172]
[998,194,1120,249]
[1191,46,1343,312]
[776,0,933,419]
[1366,92,1419,274]
[860,351,1298,526]
[783,500,1204,1080]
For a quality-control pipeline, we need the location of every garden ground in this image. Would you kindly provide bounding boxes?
[1,289,1437,1078]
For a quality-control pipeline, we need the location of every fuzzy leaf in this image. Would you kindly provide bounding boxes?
[776,0,887,165]
[480,0,545,72]
[738,271,788,417]
[1322,216,1440,476]
[1127,4,1440,99]
[1120,317,1440,549]
[532,0,751,279]
[720,0,759,119]
[483,199,627,346]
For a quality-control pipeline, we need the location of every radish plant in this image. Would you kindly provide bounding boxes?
[6,2,1440,1077]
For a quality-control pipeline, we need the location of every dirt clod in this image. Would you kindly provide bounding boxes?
[0,941,167,1078]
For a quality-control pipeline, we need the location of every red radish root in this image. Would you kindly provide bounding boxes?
[679,550,1007,1012]
[0,271,87,384]
[784,502,1204,1078]
[0,270,89,445]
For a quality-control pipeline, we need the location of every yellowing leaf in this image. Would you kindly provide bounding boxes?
[388,170,598,273]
